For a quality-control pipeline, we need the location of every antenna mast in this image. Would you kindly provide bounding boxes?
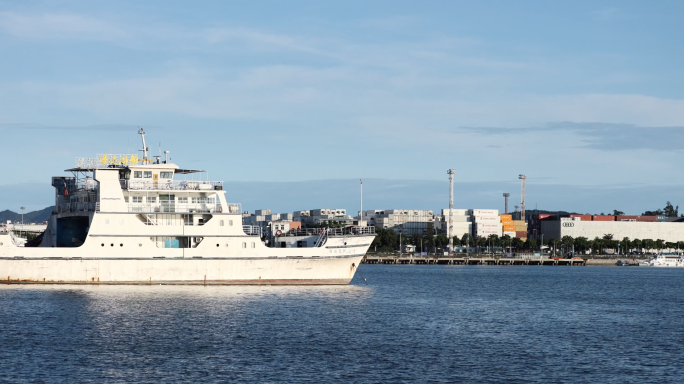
[447,169,456,254]
[138,128,149,164]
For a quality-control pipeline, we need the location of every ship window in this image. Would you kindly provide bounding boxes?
[132,196,143,203]
[147,196,157,203]
[251,242,255,248]
[242,242,246,248]
[134,171,142,178]
[220,220,224,226]
[160,172,173,179]
[177,197,188,204]
[124,196,129,203]
[144,171,152,178]
[105,219,110,225]
[229,220,233,226]
[208,198,215,204]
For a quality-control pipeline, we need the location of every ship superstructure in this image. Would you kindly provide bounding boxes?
[0,130,374,284]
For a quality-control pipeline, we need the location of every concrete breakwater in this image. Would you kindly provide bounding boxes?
[362,256,641,266]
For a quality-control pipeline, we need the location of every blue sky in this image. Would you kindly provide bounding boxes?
[1,0,683,214]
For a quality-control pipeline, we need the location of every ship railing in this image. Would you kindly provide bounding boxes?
[120,180,224,191]
[326,226,376,237]
[285,228,328,237]
[57,202,99,214]
[127,203,238,214]
[243,225,262,236]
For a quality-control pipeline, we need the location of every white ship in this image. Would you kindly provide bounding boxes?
[644,253,684,267]
[0,130,375,284]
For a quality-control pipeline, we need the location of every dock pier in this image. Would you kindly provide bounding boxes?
[363,256,588,266]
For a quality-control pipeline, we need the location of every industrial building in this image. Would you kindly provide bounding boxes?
[362,209,435,236]
[243,208,353,229]
[539,215,684,243]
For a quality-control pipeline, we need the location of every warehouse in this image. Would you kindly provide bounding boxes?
[541,217,684,243]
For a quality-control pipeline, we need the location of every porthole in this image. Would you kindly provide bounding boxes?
[110,243,114,247]
[225,244,229,248]
[101,243,105,247]
[1,242,4,246]
[139,243,142,247]
[220,220,224,226]
[120,244,123,247]
[216,244,219,247]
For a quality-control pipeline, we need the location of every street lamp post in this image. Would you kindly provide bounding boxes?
[20,206,25,238]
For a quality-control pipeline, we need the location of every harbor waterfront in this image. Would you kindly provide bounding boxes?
[362,255,640,266]
[1,265,683,383]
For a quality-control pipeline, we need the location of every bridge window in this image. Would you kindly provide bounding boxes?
[220,220,224,226]
[132,196,143,203]
[177,197,188,204]
[144,171,152,178]
[134,171,142,178]
[229,220,233,226]
[160,172,173,179]
[242,242,246,248]
[251,242,255,248]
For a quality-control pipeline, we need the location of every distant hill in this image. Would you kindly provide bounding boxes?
[0,207,53,224]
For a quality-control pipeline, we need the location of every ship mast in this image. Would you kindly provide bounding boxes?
[138,128,149,164]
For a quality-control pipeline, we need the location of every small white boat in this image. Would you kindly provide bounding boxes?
[644,253,684,267]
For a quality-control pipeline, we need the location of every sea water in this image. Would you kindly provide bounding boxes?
[1,265,683,383]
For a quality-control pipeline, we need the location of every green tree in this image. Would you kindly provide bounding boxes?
[592,237,603,254]
[523,238,537,251]
[561,235,574,255]
[643,239,655,252]
[511,237,524,251]
[573,236,589,254]
[613,210,625,216]
[621,237,630,254]
[664,201,679,217]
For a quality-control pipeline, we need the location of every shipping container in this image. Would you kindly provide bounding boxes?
[499,214,513,220]
[503,231,516,237]
[615,215,638,221]
[592,215,615,221]
[570,214,591,221]
[515,231,528,237]
[476,223,501,228]
[474,215,499,222]
[471,209,499,216]
[636,216,657,222]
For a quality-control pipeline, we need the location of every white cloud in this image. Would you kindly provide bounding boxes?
[0,11,127,41]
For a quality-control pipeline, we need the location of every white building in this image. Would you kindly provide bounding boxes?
[541,218,684,243]
[363,209,435,236]
[435,209,472,238]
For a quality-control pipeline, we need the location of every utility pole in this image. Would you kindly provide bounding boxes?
[518,175,527,222]
[447,169,456,255]
[503,193,510,214]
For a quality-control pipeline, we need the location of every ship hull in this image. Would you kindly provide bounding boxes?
[0,255,364,285]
